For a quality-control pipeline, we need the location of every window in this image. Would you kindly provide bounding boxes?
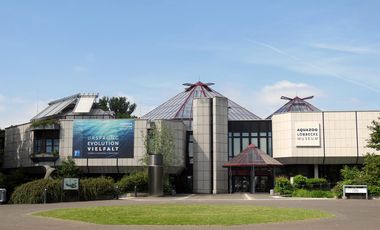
[46,139,52,153]
[260,138,267,153]
[268,138,272,156]
[251,137,258,146]
[33,139,41,153]
[53,139,59,152]
[242,138,249,149]
[228,137,232,158]
[233,138,241,156]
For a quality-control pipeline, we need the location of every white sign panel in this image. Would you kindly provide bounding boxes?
[63,178,79,190]
[295,122,320,147]
[345,188,367,193]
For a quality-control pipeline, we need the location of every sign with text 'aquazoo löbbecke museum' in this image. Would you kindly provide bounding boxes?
[295,122,321,147]
[72,119,134,158]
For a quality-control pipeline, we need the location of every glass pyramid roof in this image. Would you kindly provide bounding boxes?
[267,96,321,119]
[142,81,261,121]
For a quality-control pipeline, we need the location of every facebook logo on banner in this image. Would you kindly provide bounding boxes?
[74,150,81,157]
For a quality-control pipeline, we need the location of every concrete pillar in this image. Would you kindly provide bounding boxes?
[193,98,212,194]
[212,96,228,194]
[148,154,163,196]
[314,164,319,178]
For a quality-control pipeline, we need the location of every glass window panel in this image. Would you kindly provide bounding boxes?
[251,132,258,137]
[233,138,241,156]
[189,142,193,158]
[228,132,232,137]
[53,139,59,152]
[260,138,267,153]
[268,132,272,137]
[251,137,258,146]
[233,132,240,137]
[34,139,41,153]
[242,132,249,137]
[260,132,267,137]
[242,138,249,149]
[268,138,272,156]
[228,137,232,157]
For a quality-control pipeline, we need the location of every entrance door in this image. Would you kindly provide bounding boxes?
[232,176,250,192]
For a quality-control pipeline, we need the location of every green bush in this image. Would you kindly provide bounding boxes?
[274,176,293,195]
[10,179,62,204]
[116,171,148,193]
[306,178,328,190]
[10,177,116,204]
[80,177,115,201]
[332,180,356,198]
[368,185,380,196]
[293,175,307,189]
[292,189,334,198]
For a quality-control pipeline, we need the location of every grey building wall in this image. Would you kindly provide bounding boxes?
[212,97,228,193]
[193,98,212,193]
[3,119,186,175]
[3,123,34,168]
[272,111,380,165]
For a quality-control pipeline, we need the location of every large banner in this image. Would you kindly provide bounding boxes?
[72,119,134,158]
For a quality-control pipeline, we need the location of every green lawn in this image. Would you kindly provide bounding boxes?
[34,204,333,226]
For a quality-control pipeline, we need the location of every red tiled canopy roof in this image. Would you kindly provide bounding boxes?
[223,144,282,167]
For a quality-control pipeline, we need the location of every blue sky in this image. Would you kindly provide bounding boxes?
[1,1,380,128]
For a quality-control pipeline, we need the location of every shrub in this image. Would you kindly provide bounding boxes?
[116,171,148,193]
[293,175,307,189]
[10,177,116,204]
[274,176,293,195]
[332,180,355,198]
[292,189,334,198]
[368,185,380,196]
[10,179,62,204]
[341,165,362,181]
[56,157,80,178]
[80,177,115,201]
[306,178,328,190]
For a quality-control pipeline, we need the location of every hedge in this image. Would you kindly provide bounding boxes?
[10,179,62,204]
[293,175,307,189]
[79,177,115,201]
[116,171,148,193]
[274,176,293,195]
[292,189,334,198]
[10,177,116,204]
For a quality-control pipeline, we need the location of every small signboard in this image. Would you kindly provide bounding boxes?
[295,122,321,147]
[343,185,368,199]
[63,178,79,190]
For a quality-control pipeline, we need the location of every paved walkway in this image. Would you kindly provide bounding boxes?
[0,194,379,230]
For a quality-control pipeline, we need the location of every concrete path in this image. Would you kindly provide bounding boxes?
[0,194,379,230]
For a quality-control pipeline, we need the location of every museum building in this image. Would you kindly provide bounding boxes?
[2,82,380,193]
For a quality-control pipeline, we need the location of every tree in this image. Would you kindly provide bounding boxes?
[365,117,380,186]
[56,157,80,178]
[98,96,109,112]
[367,117,380,151]
[98,96,136,118]
[142,122,179,170]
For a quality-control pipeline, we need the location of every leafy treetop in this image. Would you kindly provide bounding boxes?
[98,96,137,119]
[367,117,380,151]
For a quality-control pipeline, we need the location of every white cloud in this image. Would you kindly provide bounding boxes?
[311,43,378,55]
[245,39,380,94]
[220,80,321,119]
